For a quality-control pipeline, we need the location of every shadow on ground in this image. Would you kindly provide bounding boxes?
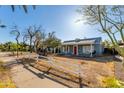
[21,61,87,88]
[56,55,120,63]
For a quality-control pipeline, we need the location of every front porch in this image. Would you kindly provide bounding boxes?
[61,44,94,57]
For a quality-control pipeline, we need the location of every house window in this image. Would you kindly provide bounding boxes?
[83,45,94,54]
[69,45,73,54]
[78,45,83,55]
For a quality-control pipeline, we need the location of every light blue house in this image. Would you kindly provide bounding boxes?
[61,37,103,57]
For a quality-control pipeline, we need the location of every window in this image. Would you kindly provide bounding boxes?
[83,45,94,54]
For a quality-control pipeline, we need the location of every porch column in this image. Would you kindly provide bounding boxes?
[90,44,93,57]
[63,46,64,52]
[73,45,74,55]
[68,45,70,53]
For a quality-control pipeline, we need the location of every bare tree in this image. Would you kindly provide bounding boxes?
[33,30,46,52]
[22,34,29,51]
[77,5,124,64]
[25,25,42,53]
[10,26,20,57]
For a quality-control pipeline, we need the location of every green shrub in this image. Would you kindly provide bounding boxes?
[0,79,16,88]
[0,61,16,88]
[102,77,124,88]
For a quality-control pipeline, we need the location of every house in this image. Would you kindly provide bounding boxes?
[61,37,103,57]
[118,41,124,48]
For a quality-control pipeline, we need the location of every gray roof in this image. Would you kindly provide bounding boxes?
[62,37,101,45]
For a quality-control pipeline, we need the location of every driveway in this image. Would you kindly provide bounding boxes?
[0,54,67,88]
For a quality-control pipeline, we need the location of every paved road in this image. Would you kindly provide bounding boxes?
[0,55,67,88]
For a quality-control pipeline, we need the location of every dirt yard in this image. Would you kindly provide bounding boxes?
[0,52,120,88]
[30,55,116,87]
[0,61,16,88]
[0,53,124,88]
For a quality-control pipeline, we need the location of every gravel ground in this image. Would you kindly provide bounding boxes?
[35,56,115,87]
[115,62,124,81]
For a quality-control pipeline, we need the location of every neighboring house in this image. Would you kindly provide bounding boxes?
[119,42,124,48]
[61,37,103,57]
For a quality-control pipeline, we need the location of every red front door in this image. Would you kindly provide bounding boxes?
[74,46,77,55]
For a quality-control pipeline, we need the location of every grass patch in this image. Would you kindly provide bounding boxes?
[0,79,16,88]
[102,77,124,88]
[0,61,7,72]
[0,60,16,88]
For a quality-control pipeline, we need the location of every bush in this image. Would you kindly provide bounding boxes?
[102,77,124,88]
[0,79,16,88]
[0,61,4,70]
[0,61,16,88]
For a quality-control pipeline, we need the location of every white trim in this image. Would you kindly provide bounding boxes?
[62,46,64,52]
[73,45,74,55]
[66,45,67,54]
[62,40,95,45]
[82,46,83,55]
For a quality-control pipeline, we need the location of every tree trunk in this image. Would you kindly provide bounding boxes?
[16,39,19,58]
[120,30,124,43]
[122,57,124,68]
[30,38,32,53]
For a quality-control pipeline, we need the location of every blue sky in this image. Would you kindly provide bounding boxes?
[0,5,111,43]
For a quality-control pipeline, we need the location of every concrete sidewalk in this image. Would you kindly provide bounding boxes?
[11,64,67,88]
[0,56,67,88]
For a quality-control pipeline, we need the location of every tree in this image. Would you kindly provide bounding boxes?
[22,34,29,51]
[25,25,42,53]
[102,40,113,49]
[10,26,20,57]
[33,30,46,52]
[4,42,12,51]
[0,42,12,51]
[11,5,36,13]
[77,5,124,63]
[44,31,61,53]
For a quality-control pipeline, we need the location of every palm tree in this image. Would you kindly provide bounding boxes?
[11,5,36,13]
[0,24,6,28]
[0,21,6,28]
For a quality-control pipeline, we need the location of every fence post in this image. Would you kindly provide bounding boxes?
[36,54,39,62]
[78,63,82,88]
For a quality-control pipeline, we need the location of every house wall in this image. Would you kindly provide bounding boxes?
[94,37,103,55]
[61,44,102,56]
[94,44,103,55]
[78,45,95,56]
[61,37,103,56]
[78,45,83,55]
[68,45,73,54]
